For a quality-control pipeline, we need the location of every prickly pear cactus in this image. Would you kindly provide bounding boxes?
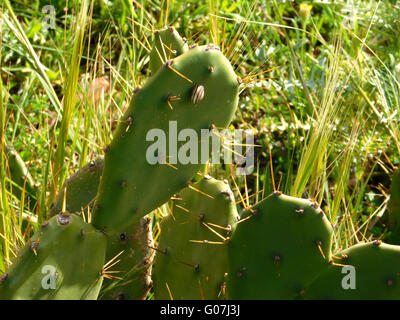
[149,26,188,75]
[153,176,239,299]
[303,241,400,299]
[92,45,240,235]
[0,213,107,300]
[100,215,154,300]
[50,157,104,216]
[227,192,333,299]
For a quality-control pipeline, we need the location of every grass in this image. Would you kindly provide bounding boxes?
[1,0,400,297]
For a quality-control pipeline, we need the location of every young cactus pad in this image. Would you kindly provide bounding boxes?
[153,176,239,299]
[149,26,188,75]
[92,45,240,235]
[50,157,104,216]
[303,241,400,299]
[4,144,39,203]
[227,193,333,299]
[0,213,107,300]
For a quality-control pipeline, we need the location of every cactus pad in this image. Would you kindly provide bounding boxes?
[50,157,104,216]
[5,145,39,205]
[0,213,107,300]
[92,45,239,235]
[388,170,400,234]
[227,193,333,299]
[303,241,400,299]
[153,176,239,299]
[100,215,154,300]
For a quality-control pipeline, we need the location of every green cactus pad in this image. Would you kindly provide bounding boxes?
[303,241,400,299]
[50,157,104,216]
[153,176,239,299]
[0,213,106,300]
[227,193,333,299]
[100,215,154,300]
[149,26,188,75]
[92,45,239,235]
[5,145,39,204]
[388,170,400,233]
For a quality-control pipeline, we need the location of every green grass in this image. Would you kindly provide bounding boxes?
[1,0,400,297]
